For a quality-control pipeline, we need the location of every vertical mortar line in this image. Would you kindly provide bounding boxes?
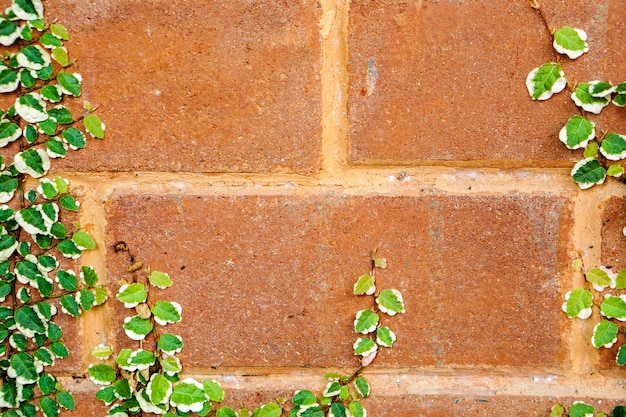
[568,187,605,374]
[71,174,111,372]
[319,0,350,180]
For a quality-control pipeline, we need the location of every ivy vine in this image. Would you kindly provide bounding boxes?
[0,0,107,416]
[527,2,626,416]
[88,250,404,417]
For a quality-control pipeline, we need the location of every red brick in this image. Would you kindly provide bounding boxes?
[599,196,626,369]
[348,0,626,165]
[45,0,322,174]
[105,192,571,369]
[364,394,623,417]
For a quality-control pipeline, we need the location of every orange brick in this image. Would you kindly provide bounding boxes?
[47,0,322,174]
[348,0,626,165]
[105,192,572,369]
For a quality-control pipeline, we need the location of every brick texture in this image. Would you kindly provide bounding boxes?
[46,0,323,174]
[348,0,626,165]
[105,193,571,369]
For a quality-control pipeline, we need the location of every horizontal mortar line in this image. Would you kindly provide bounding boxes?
[350,159,579,170]
[49,167,613,198]
[57,368,626,399]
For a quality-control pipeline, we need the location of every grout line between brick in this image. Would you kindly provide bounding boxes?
[319,0,350,179]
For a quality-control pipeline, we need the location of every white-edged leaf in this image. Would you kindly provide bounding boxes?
[376,325,396,347]
[559,115,595,150]
[88,363,116,385]
[526,63,566,100]
[562,287,593,319]
[571,83,610,114]
[14,148,51,178]
[553,26,589,59]
[354,274,375,295]
[571,158,606,190]
[170,378,207,413]
[585,267,614,291]
[354,309,379,334]
[116,283,147,308]
[600,295,626,321]
[149,270,173,288]
[353,337,377,357]
[600,133,626,161]
[592,320,619,348]
[376,289,405,316]
[123,315,153,340]
[152,301,182,325]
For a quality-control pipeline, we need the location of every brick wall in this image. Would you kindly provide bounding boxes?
[41,0,626,415]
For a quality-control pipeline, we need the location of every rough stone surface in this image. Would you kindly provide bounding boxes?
[105,192,571,369]
[46,0,322,174]
[348,0,626,165]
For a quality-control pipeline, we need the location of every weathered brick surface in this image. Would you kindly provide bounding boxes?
[599,196,626,369]
[46,0,322,174]
[365,395,622,417]
[105,192,571,369]
[348,0,626,165]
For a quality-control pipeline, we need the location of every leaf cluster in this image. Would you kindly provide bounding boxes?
[0,1,106,415]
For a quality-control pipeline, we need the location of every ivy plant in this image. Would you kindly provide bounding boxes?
[0,0,106,416]
[90,250,404,417]
[527,2,626,416]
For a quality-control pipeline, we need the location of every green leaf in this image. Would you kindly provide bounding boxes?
[47,106,73,124]
[39,118,59,135]
[161,355,183,376]
[88,363,117,385]
[148,374,173,405]
[39,32,63,48]
[56,72,81,96]
[123,315,153,340]
[38,373,57,395]
[117,283,148,307]
[353,337,378,356]
[14,148,50,178]
[95,386,116,404]
[217,407,238,417]
[559,116,595,150]
[376,326,396,347]
[52,47,69,67]
[592,320,619,348]
[15,305,46,336]
[614,94,626,107]
[600,133,626,161]
[204,379,225,403]
[17,44,50,70]
[349,401,365,417]
[600,295,626,320]
[50,222,67,239]
[61,127,86,150]
[553,27,589,59]
[94,286,108,305]
[328,403,347,417]
[152,300,182,325]
[57,239,81,259]
[91,344,113,360]
[354,309,379,334]
[256,403,282,417]
[60,294,81,317]
[571,158,606,190]
[526,63,566,100]
[617,345,626,366]
[50,23,69,40]
[376,289,405,316]
[9,352,41,384]
[0,19,19,46]
[171,379,207,413]
[353,274,375,295]
[585,267,613,290]
[149,270,173,288]
[589,81,616,97]
[562,287,593,319]
[13,0,44,21]
[612,406,626,417]
[323,381,342,398]
[292,390,317,406]
[607,164,624,178]
[56,270,78,291]
[572,83,610,114]
[354,376,370,398]
[59,195,79,211]
[41,85,62,103]
[56,391,75,410]
[298,405,324,417]
[39,396,59,417]
[50,341,69,358]
[72,229,96,250]
[46,137,68,158]
[0,120,21,146]
[568,401,595,417]
[79,288,96,310]
[615,269,626,290]
[84,113,105,138]
[47,322,63,342]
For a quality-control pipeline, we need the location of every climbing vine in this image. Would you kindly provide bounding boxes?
[0,0,106,416]
[527,2,626,416]
[88,250,404,417]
